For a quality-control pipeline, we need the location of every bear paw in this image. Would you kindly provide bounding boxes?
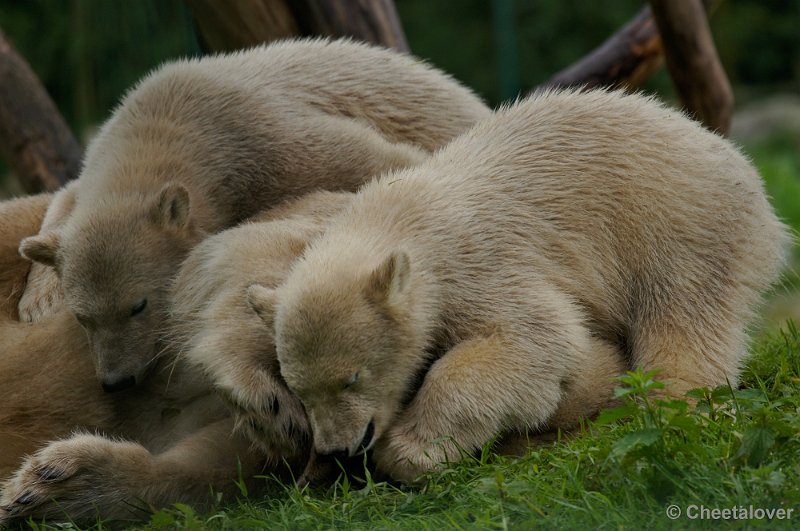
[224,382,311,461]
[0,433,153,524]
[17,262,63,322]
[373,424,457,483]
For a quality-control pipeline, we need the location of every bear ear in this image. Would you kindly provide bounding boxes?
[247,284,277,323]
[150,182,191,230]
[19,232,61,267]
[366,251,411,305]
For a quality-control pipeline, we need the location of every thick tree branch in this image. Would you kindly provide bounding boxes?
[541,1,723,95]
[649,0,733,135]
[185,0,299,52]
[186,0,408,53]
[0,28,82,194]
[288,0,409,52]
[544,6,663,90]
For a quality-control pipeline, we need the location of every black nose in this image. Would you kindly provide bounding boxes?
[319,448,350,462]
[101,375,136,393]
[358,420,375,452]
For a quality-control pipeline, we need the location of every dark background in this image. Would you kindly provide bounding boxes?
[0,0,797,134]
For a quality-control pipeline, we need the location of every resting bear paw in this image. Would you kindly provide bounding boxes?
[17,263,63,323]
[222,381,311,461]
[0,433,153,524]
[373,423,459,483]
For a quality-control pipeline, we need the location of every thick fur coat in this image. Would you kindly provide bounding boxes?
[250,89,788,482]
[173,191,353,465]
[0,195,260,523]
[17,38,490,392]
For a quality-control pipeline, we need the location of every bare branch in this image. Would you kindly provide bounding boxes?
[544,7,663,90]
[649,0,733,135]
[289,0,409,52]
[186,0,299,52]
[186,0,409,53]
[541,1,723,97]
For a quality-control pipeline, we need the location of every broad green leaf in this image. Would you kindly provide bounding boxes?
[733,426,776,466]
[667,414,700,433]
[594,404,637,426]
[610,428,662,459]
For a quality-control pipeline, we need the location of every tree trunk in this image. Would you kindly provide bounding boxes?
[186,0,299,52]
[288,0,409,52]
[0,28,82,194]
[649,0,733,135]
[187,0,409,53]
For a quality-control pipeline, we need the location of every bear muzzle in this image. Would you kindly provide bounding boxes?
[316,419,375,458]
[101,375,136,393]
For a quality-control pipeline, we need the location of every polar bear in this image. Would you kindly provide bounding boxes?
[2,189,379,523]
[0,194,267,524]
[172,191,353,464]
[17,38,490,393]
[248,89,788,482]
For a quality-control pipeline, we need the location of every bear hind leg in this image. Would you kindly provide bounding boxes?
[629,307,749,397]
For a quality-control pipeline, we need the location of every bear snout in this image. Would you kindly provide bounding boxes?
[318,448,350,462]
[314,418,375,458]
[101,375,136,393]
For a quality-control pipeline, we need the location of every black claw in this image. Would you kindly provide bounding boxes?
[14,492,35,506]
[37,467,64,481]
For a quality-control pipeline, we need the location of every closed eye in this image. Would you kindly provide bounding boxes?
[130,298,148,317]
[342,371,359,390]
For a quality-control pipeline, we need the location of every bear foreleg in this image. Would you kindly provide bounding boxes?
[373,330,570,482]
[0,418,262,524]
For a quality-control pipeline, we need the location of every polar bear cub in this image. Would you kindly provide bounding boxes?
[173,191,352,464]
[18,38,489,393]
[248,89,788,482]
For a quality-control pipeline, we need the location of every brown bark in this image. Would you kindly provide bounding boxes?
[185,0,299,52]
[186,0,408,53]
[288,0,409,52]
[0,29,82,194]
[649,0,733,135]
[542,1,722,92]
[544,6,663,90]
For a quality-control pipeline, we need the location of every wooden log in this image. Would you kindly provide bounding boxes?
[0,28,82,194]
[288,0,409,52]
[649,0,733,135]
[186,0,299,52]
[542,1,721,91]
[544,6,663,90]
[187,0,408,53]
